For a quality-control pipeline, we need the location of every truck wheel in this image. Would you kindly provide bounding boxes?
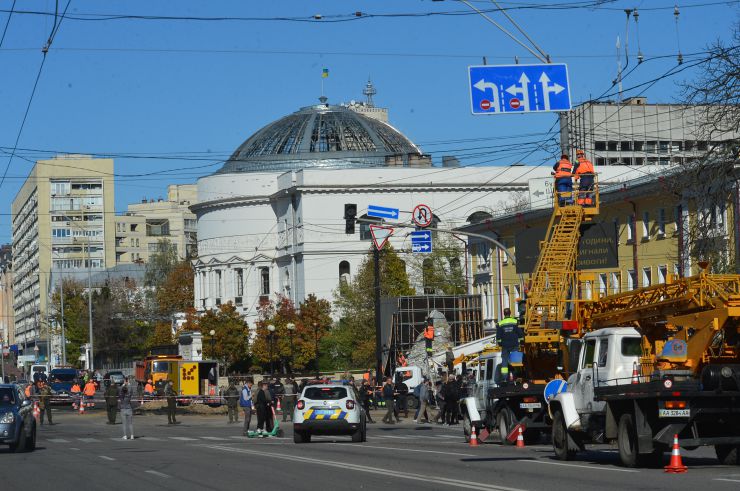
[496,408,514,445]
[617,413,662,467]
[716,445,740,465]
[406,395,418,410]
[552,410,576,461]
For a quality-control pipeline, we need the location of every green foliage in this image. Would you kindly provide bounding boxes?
[144,238,179,288]
[155,261,195,315]
[194,302,250,371]
[407,234,466,295]
[332,245,413,368]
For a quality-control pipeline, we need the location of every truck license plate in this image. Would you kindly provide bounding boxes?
[659,409,690,418]
[520,403,541,409]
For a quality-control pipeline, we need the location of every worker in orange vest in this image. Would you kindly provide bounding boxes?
[574,149,596,206]
[83,379,97,407]
[144,379,155,397]
[424,318,435,357]
[552,154,574,206]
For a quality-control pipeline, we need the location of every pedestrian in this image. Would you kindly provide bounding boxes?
[38,381,53,426]
[444,377,460,425]
[360,379,375,423]
[70,380,81,409]
[143,379,154,397]
[435,380,446,424]
[445,346,455,374]
[381,377,396,424]
[104,380,119,424]
[224,380,240,424]
[83,378,96,408]
[255,381,271,435]
[414,379,431,424]
[574,149,595,206]
[272,376,284,413]
[282,377,296,423]
[394,377,409,419]
[496,307,524,376]
[119,382,134,440]
[552,154,574,206]
[165,381,179,425]
[240,378,254,435]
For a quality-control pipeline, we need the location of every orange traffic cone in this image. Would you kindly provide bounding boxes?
[276,397,282,413]
[631,362,640,384]
[79,400,85,415]
[664,434,687,473]
[516,425,525,448]
[469,425,479,447]
[33,401,40,420]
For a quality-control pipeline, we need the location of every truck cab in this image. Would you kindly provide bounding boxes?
[461,351,502,441]
[552,327,641,434]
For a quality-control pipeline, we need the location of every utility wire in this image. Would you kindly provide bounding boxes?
[0,0,16,49]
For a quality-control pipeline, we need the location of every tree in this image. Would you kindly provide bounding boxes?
[155,261,195,315]
[407,234,466,295]
[144,239,179,288]
[333,245,413,368]
[194,302,249,372]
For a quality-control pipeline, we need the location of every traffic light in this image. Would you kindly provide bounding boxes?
[344,203,357,234]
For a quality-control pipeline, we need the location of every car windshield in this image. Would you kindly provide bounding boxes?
[0,388,16,406]
[151,361,170,373]
[303,387,347,400]
[50,371,77,382]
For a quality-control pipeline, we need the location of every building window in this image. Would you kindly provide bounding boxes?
[513,284,521,303]
[502,286,510,313]
[359,214,381,241]
[621,157,633,165]
[613,218,620,244]
[260,267,270,296]
[50,181,71,195]
[684,140,694,151]
[607,141,618,151]
[235,268,244,296]
[646,141,657,152]
[658,209,666,236]
[594,141,606,151]
[633,141,644,151]
[598,273,607,296]
[596,157,606,166]
[659,141,670,153]
[673,263,681,278]
[626,215,635,242]
[339,260,350,285]
[642,211,649,239]
[627,270,637,291]
[642,267,651,288]
[215,270,223,298]
[635,157,645,165]
[697,141,708,151]
[620,141,632,151]
[658,265,667,284]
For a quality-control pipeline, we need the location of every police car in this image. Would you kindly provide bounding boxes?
[293,382,366,444]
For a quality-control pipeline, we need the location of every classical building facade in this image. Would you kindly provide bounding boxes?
[193,99,665,324]
[115,184,198,264]
[11,155,115,360]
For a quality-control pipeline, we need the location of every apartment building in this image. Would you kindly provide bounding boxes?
[11,155,115,360]
[115,184,198,264]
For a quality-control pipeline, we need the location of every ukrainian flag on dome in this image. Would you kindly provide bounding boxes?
[322,68,329,78]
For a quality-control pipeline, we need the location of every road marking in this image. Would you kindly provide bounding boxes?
[138,436,163,441]
[77,438,101,443]
[200,436,228,441]
[229,436,245,439]
[69,447,80,451]
[99,455,115,461]
[145,470,170,479]
[715,478,740,483]
[350,443,477,457]
[201,444,526,491]
[47,438,70,443]
[518,459,639,473]
[168,436,198,441]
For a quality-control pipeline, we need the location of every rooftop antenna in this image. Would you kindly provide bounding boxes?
[674,5,683,64]
[363,78,377,107]
[633,8,644,64]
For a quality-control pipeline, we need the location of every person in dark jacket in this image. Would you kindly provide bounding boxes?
[443,378,460,425]
[394,378,409,419]
[119,382,134,440]
[255,381,272,435]
[104,381,119,424]
[165,381,179,425]
[224,381,240,424]
[381,377,396,424]
[360,380,375,423]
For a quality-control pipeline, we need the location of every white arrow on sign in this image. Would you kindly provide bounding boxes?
[473,79,500,112]
[538,72,565,111]
[505,72,531,111]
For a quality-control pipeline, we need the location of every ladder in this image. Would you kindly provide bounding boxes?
[524,204,584,345]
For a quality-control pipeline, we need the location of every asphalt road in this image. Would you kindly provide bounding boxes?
[3,406,739,491]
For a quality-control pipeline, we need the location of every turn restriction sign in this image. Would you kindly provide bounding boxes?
[412,204,433,228]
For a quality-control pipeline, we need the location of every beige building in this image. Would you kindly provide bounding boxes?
[1,244,13,347]
[115,184,198,264]
[458,170,738,330]
[11,155,115,361]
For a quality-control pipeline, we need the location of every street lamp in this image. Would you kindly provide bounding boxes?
[286,323,295,374]
[209,329,216,359]
[33,345,39,362]
[313,322,320,378]
[267,324,276,375]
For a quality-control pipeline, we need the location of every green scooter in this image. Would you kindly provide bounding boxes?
[246,405,284,438]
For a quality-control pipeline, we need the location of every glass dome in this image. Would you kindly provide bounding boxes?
[218,103,423,173]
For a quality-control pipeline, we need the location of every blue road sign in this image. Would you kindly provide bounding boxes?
[368,205,399,220]
[410,230,432,254]
[468,63,571,115]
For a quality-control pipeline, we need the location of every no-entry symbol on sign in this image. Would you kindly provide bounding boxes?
[510,98,521,109]
[480,99,491,111]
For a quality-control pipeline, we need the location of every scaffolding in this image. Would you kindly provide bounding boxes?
[386,295,483,363]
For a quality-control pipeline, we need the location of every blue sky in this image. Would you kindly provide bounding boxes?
[0,0,738,243]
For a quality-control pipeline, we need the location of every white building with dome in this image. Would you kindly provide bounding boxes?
[192,95,663,323]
